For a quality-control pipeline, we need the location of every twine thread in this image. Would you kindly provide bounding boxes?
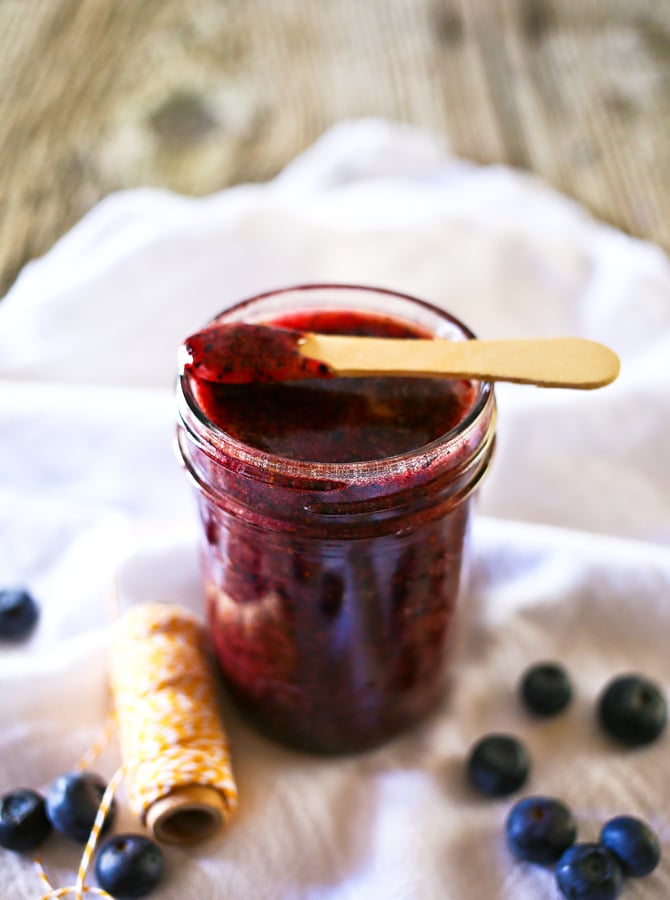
[109,603,238,826]
[33,601,237,897]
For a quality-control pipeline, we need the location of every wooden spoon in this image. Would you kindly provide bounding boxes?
[300,333,620,388]
[181,323,620,389]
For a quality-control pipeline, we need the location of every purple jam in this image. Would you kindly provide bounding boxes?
[177,297,495,754]
[181,321,334,385]
[187,310,478,463]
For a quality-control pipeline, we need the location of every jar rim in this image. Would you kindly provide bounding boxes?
[177,283,495,483]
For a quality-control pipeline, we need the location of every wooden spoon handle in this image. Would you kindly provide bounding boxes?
[299,335,620,389]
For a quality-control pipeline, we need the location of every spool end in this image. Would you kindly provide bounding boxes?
[146,785,229,845]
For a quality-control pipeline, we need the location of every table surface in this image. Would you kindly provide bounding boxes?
[1,0,668,297]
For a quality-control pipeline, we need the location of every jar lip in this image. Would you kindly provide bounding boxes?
[177,283,495,482]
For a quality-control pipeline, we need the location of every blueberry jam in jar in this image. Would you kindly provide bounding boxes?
[176,285,496,753]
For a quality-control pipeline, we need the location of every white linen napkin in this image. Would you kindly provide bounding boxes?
[1,118,669,899]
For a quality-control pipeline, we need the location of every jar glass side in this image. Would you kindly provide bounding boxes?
[176,285,496,753]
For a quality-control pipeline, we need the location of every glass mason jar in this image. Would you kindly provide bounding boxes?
[176,285,496,754]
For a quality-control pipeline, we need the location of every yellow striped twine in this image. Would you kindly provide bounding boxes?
[36,768,123,900]
[109,603,237,833]
[34,602,237,898]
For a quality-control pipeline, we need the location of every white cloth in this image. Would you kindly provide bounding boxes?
[1,118,669,899]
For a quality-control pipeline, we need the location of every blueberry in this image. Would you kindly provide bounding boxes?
[467,733,530,797]
[520,661,573,716]
[600,815,661,877]
[505,795,577,865]
[0,589,38,640]
[95,833,165,898]
[0,788,51,851]
[45,771,116,844]
[597,673,667,746]
[556,843,623,899]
